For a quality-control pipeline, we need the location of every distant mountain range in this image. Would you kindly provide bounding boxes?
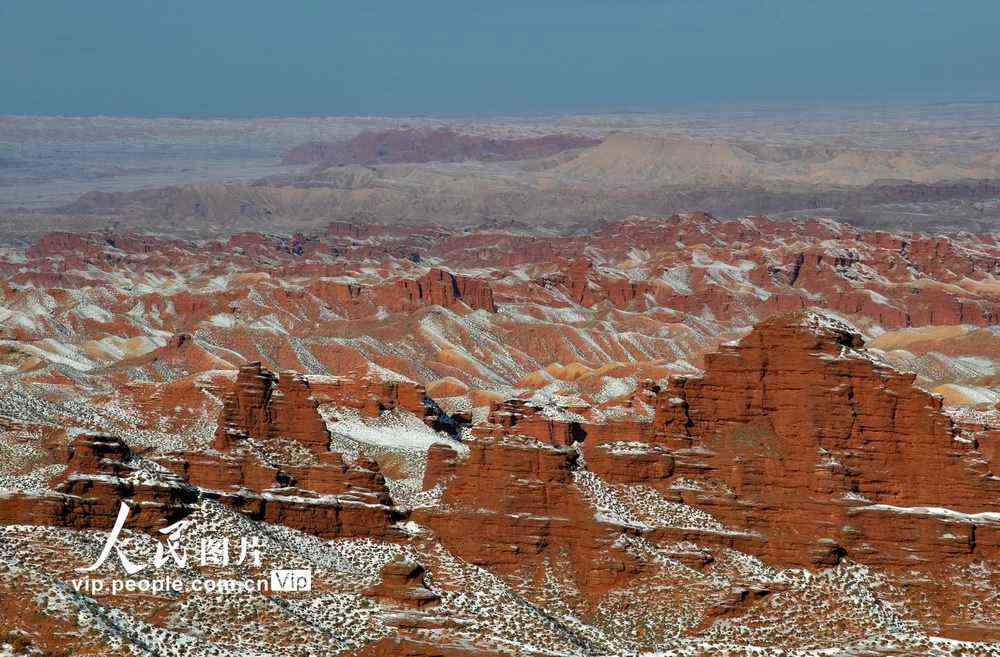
[5,110,1000,238]
[27,131,1000,238]
[282,127,601,166]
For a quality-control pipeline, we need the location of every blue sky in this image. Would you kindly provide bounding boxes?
[2,0,999,116]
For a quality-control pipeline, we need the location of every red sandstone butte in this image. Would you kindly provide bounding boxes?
[386,268,497,314]
[213,362,331,454]
[0,434,198,531]
[417,436,650,599]
[649,310,1000,568]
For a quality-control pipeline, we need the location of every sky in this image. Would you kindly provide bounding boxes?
[2,0,1000,117]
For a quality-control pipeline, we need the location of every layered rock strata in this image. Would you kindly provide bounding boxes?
[650,311,1000,568]
[419,310,1000,603]
[1,365,406,540]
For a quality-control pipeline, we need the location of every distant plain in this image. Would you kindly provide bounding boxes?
[3,102,1000,238]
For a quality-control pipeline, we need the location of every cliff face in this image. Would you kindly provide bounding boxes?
[416,437,649,598]
[307,266,497,318]
[415,310,1000,604]
[0,434,198,531]
[1,365,406,541]
[3,310,999,654]
[213,362,331,454]
[387,268,497,314]
[651,311,1000,568]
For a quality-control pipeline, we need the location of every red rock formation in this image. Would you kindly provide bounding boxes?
[307,279,367,307]
[308,376,442,422]
[50,433,133,484]
[157,450,391,505]
[471,399,585,446]
[981,429,1000,471]
[171,363,404,539]
[650,310,1000,568]
[580,441,674,491]
[434,439,579,517]
[1,367,406,541]
[303,267,497,317]
[423,443,463,485]
[387,268,496,314]
[0,434,197,531]
[213,362,331,454]
[363,560,441,609]
[690,583,788,633]
[357,637,514,657]
[215,488,402,541]
[418,438,649,598]
[551,257,651,310]
[418,308,1000,598]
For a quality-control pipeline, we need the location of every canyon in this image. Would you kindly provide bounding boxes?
[0,213,999,656]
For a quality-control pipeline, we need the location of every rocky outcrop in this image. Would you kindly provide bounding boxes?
[213,362,331,454]
[363,560,441,609]
[471,399,654,450]
[357,637,515,657]
[691,582,788,633]
[307,267,497,317]
[471,399,586,446]
[387,268,496,314]
[0,434,198,531]
[160,450,391,505]
[579,441,674,490]
[0,434,403,542]
[175,363,404,539]
[551,257,652,310]
[1,367,406,541]
[419,309,1000,601]
[213,487,402,541]
[418,437,649,598]
[649,310,1000,568]
[307,376,449,428]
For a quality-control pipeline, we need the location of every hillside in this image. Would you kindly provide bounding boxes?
[1,214,999,655]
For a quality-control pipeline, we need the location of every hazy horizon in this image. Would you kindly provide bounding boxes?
[6,97,1000,121]
[4,0,1000,117]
